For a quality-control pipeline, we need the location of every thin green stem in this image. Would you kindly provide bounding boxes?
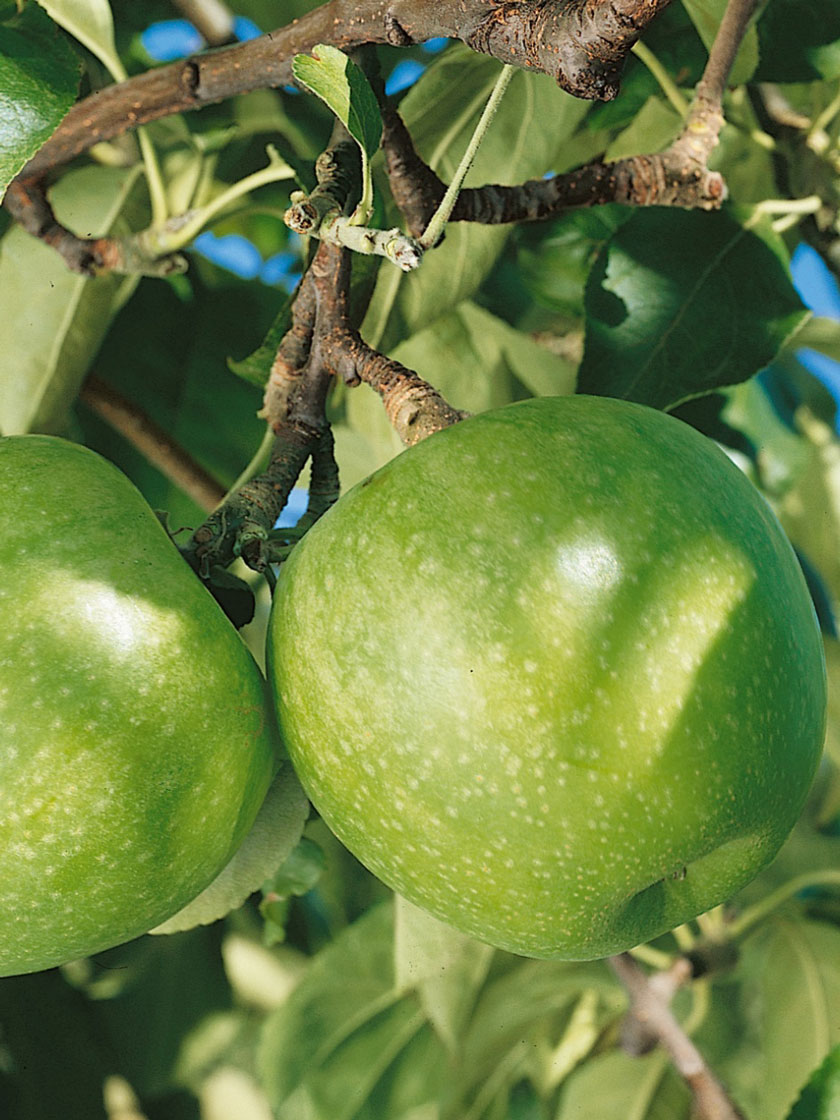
[137,129,170,227]
[809,86,840,144]
[419,63,516,251]
[728,869,840,941]
[352,147,374,227]
[628,943,675,970]
[681,977,710,1037]
[695,905,726,938]
[135,150,295,257]
[631,40,690,117]
[671,923,697,952]
[753,195,822,216]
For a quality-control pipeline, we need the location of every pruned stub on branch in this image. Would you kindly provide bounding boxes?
[465,0,673,101]
[3,0,753,578]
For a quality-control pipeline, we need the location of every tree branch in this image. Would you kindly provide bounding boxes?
[662,0,759,177]
[13,0,672,184]
[609,953,746,1120]
[79,375,226,511]
[260,267,319,433]
[323,327,469,443]
[382,116,726,236]
[307,236,467,443]
[383,0,758,229]
[4,0,675,274]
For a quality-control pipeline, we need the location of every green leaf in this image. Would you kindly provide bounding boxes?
[515,207,629,320]
[0,163,145,436]
[603,96,683,162]
[0,969,111,1120]
[92,924,232,1099]
[787,1043,840,1120]
[356,1025,448,1120]
[292,44,382,165]
[394,896,494,1054]
[579,208,808,409]
[755,0,840,81]
[78,270,276,529]
[36,0,124,78]
[332,300,577,490]
[292,43,382,222]
[258,902,428,1120]
[777,409,840,616]
[394,301,578,405]
[744,918,840,1120]
[0,3,80,199]
[227,289,294,387]
[460,958,624,1104]
[682,0,759,84]
[555,1049,691,1119]
[362,45,591,353]
[150,764,310,935]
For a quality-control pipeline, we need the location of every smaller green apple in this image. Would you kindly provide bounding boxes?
[267,395,827,960]
[0,436,282,976]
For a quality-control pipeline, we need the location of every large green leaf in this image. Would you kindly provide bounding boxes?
[362,45,591,353]
[579,208,807,409]
[555,1049,690,1119]
[0,969,110,1120]
[742,919,840,1120]
[355,1025,448,1120]
[755,0,840,81]
[258,902,428,1120]
[787,1043,840,1120]
[78,268,276,528]
[0,163,144,436]
[37,0,123,78]
[332,300,578,490]
[292,44,382,166]
[513,207,629,322]
[0,3,80,200]
[394,896,494,1055]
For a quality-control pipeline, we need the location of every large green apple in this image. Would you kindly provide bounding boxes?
[267,395,826,960]
[0,436,281,976]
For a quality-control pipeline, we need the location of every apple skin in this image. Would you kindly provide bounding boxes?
[267,395,827,960]
[0,436,281,976]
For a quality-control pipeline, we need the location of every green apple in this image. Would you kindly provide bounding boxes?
[0,435,281,976]
[267,395,826,960]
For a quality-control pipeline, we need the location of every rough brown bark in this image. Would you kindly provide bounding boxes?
[14,0,672,182]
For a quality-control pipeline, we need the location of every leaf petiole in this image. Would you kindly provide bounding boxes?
[419,63,516,251]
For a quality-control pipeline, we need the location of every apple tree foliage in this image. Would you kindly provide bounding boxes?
[2,0,840,1118]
